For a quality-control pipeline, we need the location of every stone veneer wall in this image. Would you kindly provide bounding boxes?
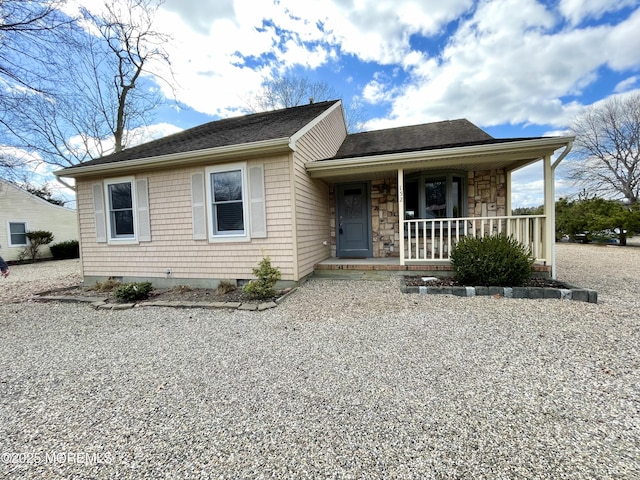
[467,169,507,217]
[371,178,400,258]
[329,178,399,258]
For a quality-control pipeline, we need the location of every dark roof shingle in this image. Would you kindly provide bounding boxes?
[332,119,495,159]
[77,100,340,167]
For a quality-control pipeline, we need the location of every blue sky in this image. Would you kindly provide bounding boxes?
[53,0,640,207]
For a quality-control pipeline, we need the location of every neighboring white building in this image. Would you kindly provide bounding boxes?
[0,179,78,262]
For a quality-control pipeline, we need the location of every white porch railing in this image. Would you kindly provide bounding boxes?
[403,215,547,263]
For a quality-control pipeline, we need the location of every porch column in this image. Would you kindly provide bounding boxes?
[505,169,512,216]
[398,168,405,266]
[542,154,556,278]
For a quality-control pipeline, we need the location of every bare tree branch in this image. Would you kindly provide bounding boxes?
[2,0,176,177]
[246,73,366,133]
[566,93,640,205]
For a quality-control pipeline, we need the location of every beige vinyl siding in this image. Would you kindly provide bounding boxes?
[0,180,78,261]
[292,105,347,278]
[77,155,296,281]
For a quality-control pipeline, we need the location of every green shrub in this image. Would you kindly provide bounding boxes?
[19,230,54,262]
[50,240,80,259]
[242,256,281,300]
[113,282,153,302]
[450,234,534,287]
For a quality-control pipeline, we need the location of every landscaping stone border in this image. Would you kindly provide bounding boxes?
[400,283,598,303]
[33,287,297,311]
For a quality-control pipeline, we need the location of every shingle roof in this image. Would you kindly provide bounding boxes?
[332,119,498,160]
[76,100,341,167]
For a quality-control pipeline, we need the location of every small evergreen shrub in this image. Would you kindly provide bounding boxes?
[450,234,534,287]
[113,282,153,302]
[50,240,80,259]
[242,256,281,300]
[20,230,54,262]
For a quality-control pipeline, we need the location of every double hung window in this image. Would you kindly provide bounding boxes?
[107,181,135,239]
[8,222,28,246]
[92,177,150,244]
[210,168,245,236]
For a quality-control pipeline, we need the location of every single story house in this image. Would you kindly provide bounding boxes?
[0,179,79,261]
[56,100,573,287]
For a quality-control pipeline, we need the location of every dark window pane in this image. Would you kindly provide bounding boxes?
[109,183,132,209]
[344,190,362,218]
[213,171,242,202]
[452,177,462,217]
[215,202,244,232]
[112,211,134,236]
[9,223,26,234]
[425,180,447,218]
[404,181,418,219]
[9,222,27,245]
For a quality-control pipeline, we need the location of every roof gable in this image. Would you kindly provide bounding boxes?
[333,119,496,159]
[0,179,74,212]
[77,100,341,168]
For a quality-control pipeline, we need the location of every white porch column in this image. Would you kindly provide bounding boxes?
[505,169,512,216]
[542,154,556,278]
[398,168,405,266]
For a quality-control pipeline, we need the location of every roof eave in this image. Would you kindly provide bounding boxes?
[306,137,575,179]
[55,137,292,179]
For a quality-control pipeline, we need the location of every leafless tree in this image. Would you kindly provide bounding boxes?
[0,0,69,92]
[567,93,640,205]
[247,74,367,133]
[2,0,175,176]
[0,0,71,176]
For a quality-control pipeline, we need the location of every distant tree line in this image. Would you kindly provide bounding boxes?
[514,196,640,246]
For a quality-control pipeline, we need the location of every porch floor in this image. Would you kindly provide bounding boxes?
[313,257,455,280]
[313,257,551,280]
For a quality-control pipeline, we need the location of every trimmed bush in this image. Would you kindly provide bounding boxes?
[450,234,534,287]
[113,282,153,302]
[20,230,54,262]
[242,256,281,300]
[50,240,80,259]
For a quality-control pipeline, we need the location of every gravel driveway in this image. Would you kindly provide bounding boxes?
[0,245,638,478]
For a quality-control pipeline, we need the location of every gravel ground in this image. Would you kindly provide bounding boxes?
[0,259,81,305]
[0,245,638,478]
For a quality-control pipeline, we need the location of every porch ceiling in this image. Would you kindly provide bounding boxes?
[307,137,573,181]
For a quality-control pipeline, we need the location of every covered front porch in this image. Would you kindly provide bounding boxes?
[307,134,574,279]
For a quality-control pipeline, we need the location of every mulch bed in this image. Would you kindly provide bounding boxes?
[37,285,280,304]
[404,276,568,288]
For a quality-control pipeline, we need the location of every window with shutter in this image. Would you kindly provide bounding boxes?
[203,162,266,242]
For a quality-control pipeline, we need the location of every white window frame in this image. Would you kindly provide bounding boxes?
[7,221,28,247]
[104,176,138,244]
[205,163,250,242]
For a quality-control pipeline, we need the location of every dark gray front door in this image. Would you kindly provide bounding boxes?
[336,182,372,258]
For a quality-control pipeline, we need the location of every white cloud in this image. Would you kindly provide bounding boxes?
[559,0,640,25]
[511,161,578,209]
[614,76,639,93]
[55,0,640,139]
[144,0,478,117]
[363,1,640,131]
